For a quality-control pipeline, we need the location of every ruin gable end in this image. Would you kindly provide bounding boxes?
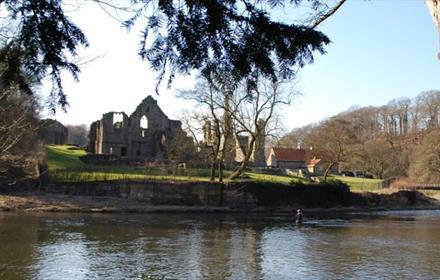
[87,96,186,161]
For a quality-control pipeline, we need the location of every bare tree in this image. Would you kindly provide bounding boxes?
[178,78,232,181]
[349,139,395,179]
[0,91,41,162]
[307,117,358,181]
[224,75,296,180]
[409,96,423,133]
[173,110,209,166]
[280,124,318,150]
[418,91,440,129]
[397,98,411,135]
[165,129,197,164]
[387,98,411,136]
[409,129,440,183]
[280,89,440,182]
[0,43,41,158]
[179,72,295,180]
[66,124,89,146]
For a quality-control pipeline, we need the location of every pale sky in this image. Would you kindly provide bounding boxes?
[44,0,440,131]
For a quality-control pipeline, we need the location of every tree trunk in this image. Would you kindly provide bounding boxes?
[228,156,250,180]
[323,162,337,182]
[217,148,225,182]
[227,136,256,180]
[218,160,223,182]
[210,160,215,181]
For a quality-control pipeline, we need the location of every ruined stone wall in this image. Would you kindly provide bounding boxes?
[235,135,249,163]
[39,119,68,145]
[203,121,214,145]
[128,96,175,159]
[202,118,266,167]
[88,121,99,154]
[88,96,188,161]
[203,117,266,167]
[99,112,130,156]
[169,120,183,133]
[250,119,266,166]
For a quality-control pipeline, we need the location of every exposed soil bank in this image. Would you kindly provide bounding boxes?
[0,180,439,213]
[0,191,439,213]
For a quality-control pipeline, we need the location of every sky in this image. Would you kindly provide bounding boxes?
[44,0,440,132]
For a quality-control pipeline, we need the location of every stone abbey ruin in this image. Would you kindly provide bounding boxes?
[88,95,266,167]
[88,96,190,161]
[39,119,68,145]
[202,119,266,167]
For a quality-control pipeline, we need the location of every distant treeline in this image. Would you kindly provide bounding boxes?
[281,90,440,183]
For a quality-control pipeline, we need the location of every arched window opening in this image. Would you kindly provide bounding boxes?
[140,115,148,129]
[113,113,123,128]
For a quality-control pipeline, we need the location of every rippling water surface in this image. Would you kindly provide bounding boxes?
[1,210,440,279]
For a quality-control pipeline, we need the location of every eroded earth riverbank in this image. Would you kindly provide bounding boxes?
[0,189,438,213]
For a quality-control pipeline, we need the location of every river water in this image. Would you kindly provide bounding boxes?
[1,210,440,280]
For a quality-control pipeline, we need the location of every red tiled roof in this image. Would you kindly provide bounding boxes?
[272,148,306,162]
[306,158,321,167]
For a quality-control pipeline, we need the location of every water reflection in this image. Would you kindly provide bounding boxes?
[1,211,440,279]
[0,214,39,279]
[33,232,92,279]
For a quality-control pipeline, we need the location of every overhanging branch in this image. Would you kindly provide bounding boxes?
[310,0,347,29]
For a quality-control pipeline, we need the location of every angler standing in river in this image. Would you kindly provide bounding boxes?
[296,209,304,225]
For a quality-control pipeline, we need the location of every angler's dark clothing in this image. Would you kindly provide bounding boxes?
[296,213,303,225]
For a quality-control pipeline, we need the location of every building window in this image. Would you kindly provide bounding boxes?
[140,115,148,129]
[113,113,123,128]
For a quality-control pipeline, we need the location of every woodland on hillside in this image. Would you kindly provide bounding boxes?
[280,90,440,183]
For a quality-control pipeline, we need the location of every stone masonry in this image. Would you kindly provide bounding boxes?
[39,119,68,145]
[88,96,186,161]
[202,118,266,167]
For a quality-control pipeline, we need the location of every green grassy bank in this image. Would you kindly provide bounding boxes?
[45,145,382,191]
[45,145,304,184]
[328,175,383,192]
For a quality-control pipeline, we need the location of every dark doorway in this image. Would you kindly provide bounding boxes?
[120,147,127,157]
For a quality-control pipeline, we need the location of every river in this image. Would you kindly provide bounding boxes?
[1,210,440,279]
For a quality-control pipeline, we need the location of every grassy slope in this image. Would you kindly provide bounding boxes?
[47,150,209,182]
[329,175,382,192]
[45,145,381,190]
[46,145,86,169]
[45,145,305,183]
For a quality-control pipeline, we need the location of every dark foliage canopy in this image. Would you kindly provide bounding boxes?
[125,0,330,90]
[1,0,331,109]
[1,0,88,111]
[0,44,34,96]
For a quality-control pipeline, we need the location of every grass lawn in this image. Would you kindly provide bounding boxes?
[45,145,303,184]
[329,175,383,192]
[46,145,86,169]
[46,146,212,182]
[46,145,382,190]
[246,172,305,184]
